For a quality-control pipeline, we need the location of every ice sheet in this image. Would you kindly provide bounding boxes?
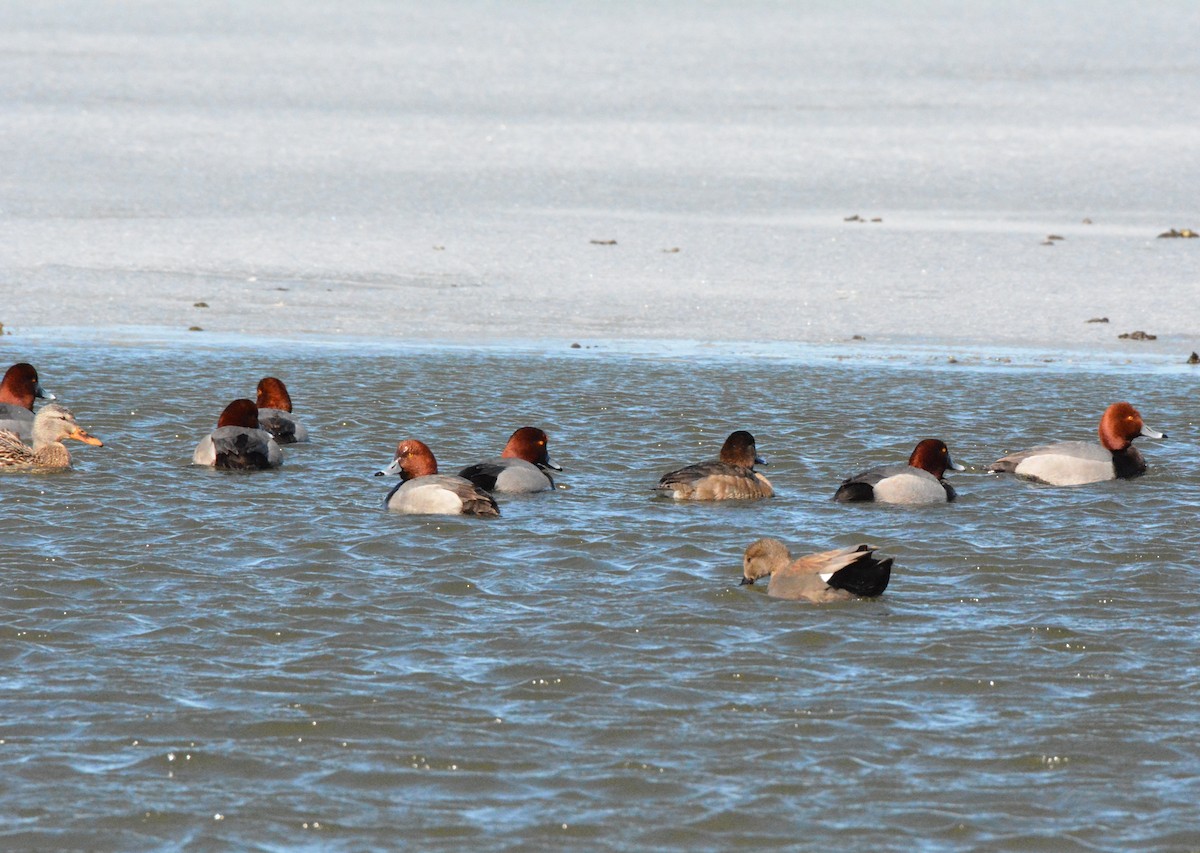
[2,1,1197,350]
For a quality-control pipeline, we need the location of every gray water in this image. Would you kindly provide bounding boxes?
[2,336,1198,851]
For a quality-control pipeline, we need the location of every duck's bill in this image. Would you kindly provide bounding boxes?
[755,455,769,466]
[1141,424,1166,439]
[948,457,966,472]
[542,458,563,472]
[36,384,56,401]
[739,576,755,586]
[68,427,103,446]
[375,458,402,476]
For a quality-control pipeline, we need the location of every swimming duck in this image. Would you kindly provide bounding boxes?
[655,430,774,500]
[458,427,561,493]
[255,377,309,444]
[0,362,55,441]
[192,399,283,470]
[835,439,963,504]
[376,439,500,517]
[0,403,103,469]
[988,401,1165,485]
[740,538,892,603]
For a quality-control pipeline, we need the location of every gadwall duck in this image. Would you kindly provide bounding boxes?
[740,538,892,603]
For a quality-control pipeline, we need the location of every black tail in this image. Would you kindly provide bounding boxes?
[826,555,892,598]
[215,434,271,470]
[259,412,297,444]
[462,492,501,518]
[834,481,875,502]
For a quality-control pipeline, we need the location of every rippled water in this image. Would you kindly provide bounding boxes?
[3,335,1199,851]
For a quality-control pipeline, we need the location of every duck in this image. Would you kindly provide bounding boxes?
[255,377,309,444]
[655,430,774,500]
[988,401,1166,485]
[0,403,103,469]
[835,439,963,504]
[458,427,561,493]
[740,538,892,603]
[376,439,500,517]
[0,362,56,442]
[192,399,283,470]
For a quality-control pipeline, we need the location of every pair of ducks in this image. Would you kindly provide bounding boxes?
[191,378,309,469]
[656,401,1165,507]
[652,430,963,503]
[0,363,104,468]
[373,431,561,518]
[654,430,896,603]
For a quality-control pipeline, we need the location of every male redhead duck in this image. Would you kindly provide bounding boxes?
[988,402,1166,485]
[192,399,283,470]
[255,377,309,444]
[740,538,892,603]
[458,427,561,493]
[835,439,963,504]
[655,430,774,500]
[0,404,103,469]
[0,362,56,441]
[376,439,500,517]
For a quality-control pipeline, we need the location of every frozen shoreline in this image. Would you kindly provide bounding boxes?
[5,322,1195,382]
[5,207,1198,354]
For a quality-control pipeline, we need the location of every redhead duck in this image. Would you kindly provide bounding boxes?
[0,404,103,469]
[192,399,283,470]
[458,427,561,493]
[255,377,309,444]
[0,362,55,442]
[655,430,774,500]
[835,439,963,504]
[376,439,500,517]
[988,402,1165,485]
[740,538,892,603]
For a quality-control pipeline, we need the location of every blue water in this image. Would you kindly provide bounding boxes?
[2,336,1198,850]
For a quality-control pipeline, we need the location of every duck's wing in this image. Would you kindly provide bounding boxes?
[655,461,769,500]
[458,459,506,492]
[834,463,910,502]
[0,429,36,466]
[989,440,1107,472]
[460,458,552,493]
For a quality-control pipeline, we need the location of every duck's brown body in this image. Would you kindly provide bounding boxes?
[656,430,773,501]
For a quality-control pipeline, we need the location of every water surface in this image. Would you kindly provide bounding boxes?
[2,337,1198,851]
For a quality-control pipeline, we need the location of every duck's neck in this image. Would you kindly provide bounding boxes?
[1111,445,1146,479]
[34,442,71,467]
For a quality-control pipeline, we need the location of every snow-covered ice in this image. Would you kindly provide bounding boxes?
[2,1,1197,351]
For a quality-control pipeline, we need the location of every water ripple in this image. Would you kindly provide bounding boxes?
[1,339,1198,850]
